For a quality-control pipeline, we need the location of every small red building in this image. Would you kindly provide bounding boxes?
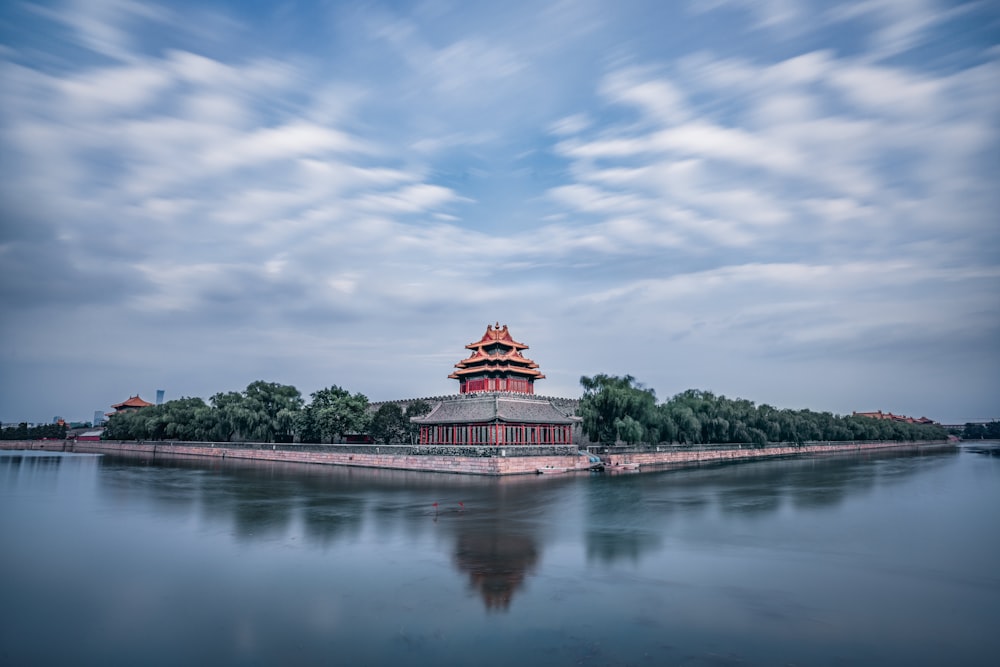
[413,324,578,446]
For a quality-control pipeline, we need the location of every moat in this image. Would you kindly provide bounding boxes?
[2,443,998,666]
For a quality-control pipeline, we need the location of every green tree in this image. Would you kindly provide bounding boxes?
[209,391,251,442]
[302,385,370,443]
[655,405,678,444]
[371,403,408,444]
[242,381,303,443]
[614,415,644,445]
[963,422,987,440]
[579,374,658,444]
[203,382,302,443]
[104,410,146,440]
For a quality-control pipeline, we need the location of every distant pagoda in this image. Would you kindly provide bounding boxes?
[449,322,544,394]
[110,395,154,413]
[412,323,577,446]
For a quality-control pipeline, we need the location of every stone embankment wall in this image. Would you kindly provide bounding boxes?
[0,439,952,475]
[0,440,589,475]
[602,440,953,468]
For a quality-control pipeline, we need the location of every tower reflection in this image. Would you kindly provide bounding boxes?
[453,527,539,610]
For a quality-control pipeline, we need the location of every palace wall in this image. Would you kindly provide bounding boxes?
[1,439,952,475]
[600,440,954,468]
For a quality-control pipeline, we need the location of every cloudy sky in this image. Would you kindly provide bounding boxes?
[1,0,997,425]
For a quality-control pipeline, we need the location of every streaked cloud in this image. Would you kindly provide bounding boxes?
[0,0,996,424]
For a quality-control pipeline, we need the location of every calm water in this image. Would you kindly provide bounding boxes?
[1,445,998,667]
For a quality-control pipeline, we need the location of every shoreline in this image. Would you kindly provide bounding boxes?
[0,438,955,475]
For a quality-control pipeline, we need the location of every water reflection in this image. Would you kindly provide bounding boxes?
[91,453,549,609]
[95,448,958,544]
[453,526,539,610]
[4,445,997,667]
[0,451,99,493]
[80,448,965,605]
[583,448,960,565]
[965,442,1000,457]
[585,477,663,564]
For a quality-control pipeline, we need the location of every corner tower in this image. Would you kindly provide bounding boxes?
[449,323,544,394]
[411,323,579,446]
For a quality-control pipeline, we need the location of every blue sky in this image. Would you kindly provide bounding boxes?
[1,0,997,425]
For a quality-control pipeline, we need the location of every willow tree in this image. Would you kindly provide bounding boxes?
[579,374,658,445]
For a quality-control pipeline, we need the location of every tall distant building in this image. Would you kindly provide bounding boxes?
[412,323,579,445]
[156,389,165,405]
[93,410,105,426]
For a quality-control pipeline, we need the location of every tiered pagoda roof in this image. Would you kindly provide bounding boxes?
[112,395,154,410]
[411,324,580,444]
[448,323,545,393]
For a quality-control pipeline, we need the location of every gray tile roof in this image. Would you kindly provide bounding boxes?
[412,393,579,425]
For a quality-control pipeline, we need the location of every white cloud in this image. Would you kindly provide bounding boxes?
[355,183,468,214]
[826,0,967,61]
[56,62,173,115]
[600,68,690,124]
[1,0,996,424]
[827,62,944,117]
[548,113,591,136]
[32,0,173,63]
[201,122,367,170]
[689,0,805,32]
[427,38,526,93]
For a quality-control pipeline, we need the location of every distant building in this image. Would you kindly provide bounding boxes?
[853,410,937,425]
[411,323,579,445]
[108,395,155,418]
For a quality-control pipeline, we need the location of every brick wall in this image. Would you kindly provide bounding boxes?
[0,440,590,475]
[0,438,952,476]
[604,440,953,468]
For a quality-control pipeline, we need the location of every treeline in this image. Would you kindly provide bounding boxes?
[961,421,1000,440]
[579,375,949,446]
[103,381,431,444]
[1,422,68,440]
